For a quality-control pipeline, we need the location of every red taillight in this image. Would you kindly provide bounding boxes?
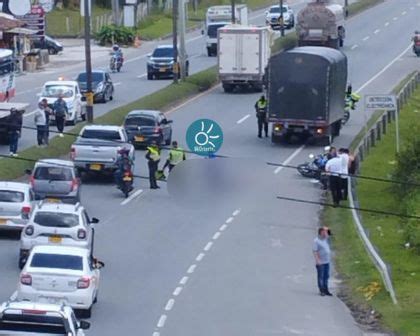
[21,206,31,220]
[24,225,34,236]
[22,309,46,315]
[154,127,162,134]
[70,178,78,192]
[77,276,90,289]
[77,228,87,240]
[70,146,76,160]
[21,274,32,286]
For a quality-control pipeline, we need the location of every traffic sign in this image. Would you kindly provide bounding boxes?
[364,94,397,111]
[16,5,45,39]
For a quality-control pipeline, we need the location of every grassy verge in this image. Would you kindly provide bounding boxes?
[0,67,217,180]
[324,86,420,335]
[46,6,112,37]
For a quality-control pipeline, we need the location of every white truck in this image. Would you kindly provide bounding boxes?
[296,0,346,49]
[218,25,273,93]
[204,5,248,56]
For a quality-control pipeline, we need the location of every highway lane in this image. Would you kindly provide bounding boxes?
[0,0,419,335]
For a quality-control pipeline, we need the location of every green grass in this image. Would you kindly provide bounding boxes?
[324,86,420,335]
[46,6,112,37]
[0,67,218,180]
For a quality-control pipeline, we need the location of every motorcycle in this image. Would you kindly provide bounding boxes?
[297,150,329,189]
[119,170,134,198]
[110,54,123,72]
[342,93,360,125]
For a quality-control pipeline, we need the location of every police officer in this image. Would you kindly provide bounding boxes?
[254,95,268,138]
[163,141,186,172]
[145,142,161,189]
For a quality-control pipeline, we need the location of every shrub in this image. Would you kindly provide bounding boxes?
[96,24,135,46]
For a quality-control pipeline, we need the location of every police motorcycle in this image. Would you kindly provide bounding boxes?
[297,147,329,189]
[342,85,361,125]
[115,149,134,198]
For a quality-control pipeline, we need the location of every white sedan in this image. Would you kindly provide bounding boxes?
[16,245,103,318]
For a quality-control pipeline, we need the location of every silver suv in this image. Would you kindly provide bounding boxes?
[19,201,99,269]
[28,159,81,204]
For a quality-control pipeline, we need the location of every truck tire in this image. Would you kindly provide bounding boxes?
[271,133,282,144]
[223,84,234,93]
[332,121,341,137]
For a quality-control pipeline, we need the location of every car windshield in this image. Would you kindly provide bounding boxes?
[42,85,73,98]
[34,167,73,181]
[152,47,174,58]
[0,315,67,334]
[0,190,24,203]
[77,72,104,82]
[33,212,79,228]
[81,129,122,140]
[125,117,156,127]
[207,24,226,38]
[30,253,83,271]
[269,6,287,13]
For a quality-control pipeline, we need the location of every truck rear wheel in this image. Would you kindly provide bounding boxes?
[223,84,234,93]
[271,133,282,144]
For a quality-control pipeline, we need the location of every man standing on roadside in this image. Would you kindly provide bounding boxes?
[53,94,68,137]
[8,108,22,157]
[313,227,332,296]
[326,154,342,207]
[34,101,47,147]
[339,148,350,201]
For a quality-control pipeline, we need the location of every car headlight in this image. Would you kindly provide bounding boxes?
[96,83,104,93]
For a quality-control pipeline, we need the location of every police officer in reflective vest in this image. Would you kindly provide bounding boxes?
[163,141,186,172]
[254,95,268,138]
[145,143,161,189]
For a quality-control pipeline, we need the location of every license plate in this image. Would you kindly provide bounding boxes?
[90,164,102,171]
[135,136,144,142]
[49,236,62,243]
[0,219,6,225]
[123,176,132,182]
[159,68,167,72]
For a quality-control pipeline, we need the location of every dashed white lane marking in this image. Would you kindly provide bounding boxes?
[232,209,241,216]
[120,189,143,206]
[196,253,205,261]
[204,242,213,251]
[351,44,358,50]
[114,82,122,86]
[137,73,147,78]
[374,29,380,34]
[157,315,167,328]
[165,299,175,311]
[179,276,189,285]
[384,22,390,26]
[173,287,183,296]
[213,232,221,240]
[152,332,160,336]
[402,11,407,15]
[219,224,228,231]
[362,36,370,41]
[187,264,196,274]
[225,217,234,223]
[274,145,305,174]
[236,114,250,124]
[393,16,398,20]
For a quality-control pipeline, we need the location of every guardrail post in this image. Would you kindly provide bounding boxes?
[376,122,381,141]
[370,129,376,147]
[382,114,387,134]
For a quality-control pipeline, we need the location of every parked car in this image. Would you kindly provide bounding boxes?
[0,182,34,234]
[0,301,90,335]
[17,245,103,318]
[265,4,295,29]
[71,125,134,175]
[28,159,81,204]
[124,110,173,147]
[76,70,114,103]
[147,45,189,80]
[19,201,99,269]
[32,35,63,55]
[38,79,85,124]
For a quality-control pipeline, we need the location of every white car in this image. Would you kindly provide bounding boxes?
[265,5,295,29]
[0,182,35,233]
[38,79,85,125]
[17,245,103,318]
[0,301,90,335]
[19,201,99,269]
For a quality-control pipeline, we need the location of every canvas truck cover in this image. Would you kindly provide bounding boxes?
[267,46,347,124]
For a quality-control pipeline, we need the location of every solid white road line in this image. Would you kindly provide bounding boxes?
[237,114,250,124]
[204,242,213,251]
[157,315,167,328]
[232,209,241,216]
[137,73,147,78]
[225,217,234,223]
[187,264,196,273]
[165,299,175,311]
[173,287,183,296]
[274,145,305,174]
[351,44,359,50]
[362,36,370,41]
[120,189,144,206]
[213,232,221,240]
[219,224,228,231]
[179,276,189,285]
[196,253,205,261]
[152,332,160,336]
[374,29,380,34]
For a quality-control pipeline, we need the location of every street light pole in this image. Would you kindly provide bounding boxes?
[344,0,349,18]
[231,0,235,23]
[172,0,179,84]
[178,0,187,80]
[84,0,94,123]
[280,0,285,37]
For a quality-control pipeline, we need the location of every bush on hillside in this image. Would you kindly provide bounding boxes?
[96,25,135,46]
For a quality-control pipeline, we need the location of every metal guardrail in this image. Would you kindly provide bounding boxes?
[348,71,420,305]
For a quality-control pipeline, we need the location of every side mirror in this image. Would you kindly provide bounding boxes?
[79,320,91,330]
[25,169,32,175]
[90,217,99,224]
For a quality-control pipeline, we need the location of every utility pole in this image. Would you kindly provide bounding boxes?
[172,0,179,84]
[344,0,349,17]
[84,0,94,123]
[231,0,235,23]
[112,0,120,25]
[178,0,187,80]
[279,0,285,37]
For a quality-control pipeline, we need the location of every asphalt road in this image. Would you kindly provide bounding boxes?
[0,0,419,335]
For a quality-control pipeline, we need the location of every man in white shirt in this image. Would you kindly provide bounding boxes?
[339,148,350,201]
[325,155,342,207]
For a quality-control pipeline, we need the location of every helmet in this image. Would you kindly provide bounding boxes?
[112,44,120,51]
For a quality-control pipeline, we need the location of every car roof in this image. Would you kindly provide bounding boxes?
[31,245,88,257]
[156,44,173,49]
[44,80,77,86]
[78,69,107,75]
[35,159,74,168]
[126,110,161,118]
[0,301,72,315]
[0,181,30,192]
[35,202,83,213]
[81,124,123,132]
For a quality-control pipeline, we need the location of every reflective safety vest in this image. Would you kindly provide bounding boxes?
[147,147,160,161]
[257,100,267,110]
[169,148,184,165]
